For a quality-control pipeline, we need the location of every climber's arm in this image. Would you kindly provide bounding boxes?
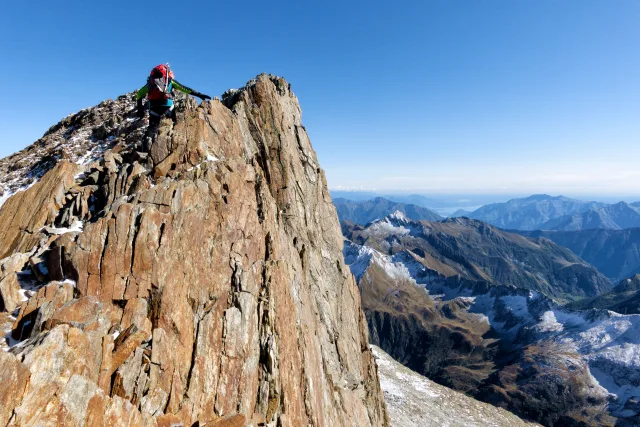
[173,80,211,100]
[136,85,148,118]
[136,84,148,101]
[172,80,194,95]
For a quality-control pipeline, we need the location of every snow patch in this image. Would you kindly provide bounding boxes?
[59,279,77,287]
[590,365,640,416]
[369,221,410,237]
[0,180,37,210]
[372,345,538,427]
[0,189,12,210]
[17,289,32,302]
[42,220,84,235]
[538,311,564,332]
[344,241,416,284]
[389,210,408,222]
[343,242,375,280]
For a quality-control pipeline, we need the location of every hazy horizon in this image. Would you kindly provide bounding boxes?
[330,189,640,201]
[2,1,639,196]
[330,190,640,215]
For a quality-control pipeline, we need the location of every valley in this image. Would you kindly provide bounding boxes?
[340,209,640,426]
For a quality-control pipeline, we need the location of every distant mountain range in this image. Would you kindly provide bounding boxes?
[333,197,442,225]
[330,191,503,216]
[343,213,612,301]
[454,194,640,231]
[331,191,442,206]
[333,193,640,231]
[343,212,635,426]
[539,201,640,231]
[520,228,640,283]
[453,194,606,230]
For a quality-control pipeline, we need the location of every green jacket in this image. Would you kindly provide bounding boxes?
[136,79,197,106]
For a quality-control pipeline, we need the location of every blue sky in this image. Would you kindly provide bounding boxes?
[2,0,639,196]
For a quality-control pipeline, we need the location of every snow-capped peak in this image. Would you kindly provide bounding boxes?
[389,210,408,222]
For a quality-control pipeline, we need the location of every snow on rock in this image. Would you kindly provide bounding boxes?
[546,311,640,414]
[344,241,375,280]
[0,180,37,211]
[347,233,640,421]
[368,219,411,238]
[185,152,220,172]
[344,241,415,283]
[389,210,408,222]
[42,220,84,235]
[0,93,141,209]
[537,311,564,332]
[373,345,540,427]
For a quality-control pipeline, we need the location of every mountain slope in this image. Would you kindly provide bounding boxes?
[343,213,612,301]
[540,202,640,231]
[567,274,640,314]
[333,196,443,224]
[345,234,638,426]
[451,208,472,217]
[519,228,640,283]
[372,346,541,427]
[0,75,388,426]
[465,195,605,231]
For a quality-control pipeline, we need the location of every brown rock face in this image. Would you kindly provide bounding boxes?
[0,161,80,259]
[0,75,389,426]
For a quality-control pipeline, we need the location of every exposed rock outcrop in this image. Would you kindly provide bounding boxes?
[0,74,389,426]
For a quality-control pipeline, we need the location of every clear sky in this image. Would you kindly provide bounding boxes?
[2,0,639,197]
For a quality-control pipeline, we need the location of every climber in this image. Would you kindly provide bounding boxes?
[136,64,211,151]
[136,63,211,120]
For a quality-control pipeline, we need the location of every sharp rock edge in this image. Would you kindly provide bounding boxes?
[0,74,389,427]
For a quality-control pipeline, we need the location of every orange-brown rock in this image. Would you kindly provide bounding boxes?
[45,295,123,332]
[0,271,22,313]
[0,351,30,426]
[209,414,248,427]
[0,75,389,426]
[0,253,30,313]
[0,161,80,259]
[12,281,75,340]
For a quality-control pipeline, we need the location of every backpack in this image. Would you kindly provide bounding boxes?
[147,64,173,101]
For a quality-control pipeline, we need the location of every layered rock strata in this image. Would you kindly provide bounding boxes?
[0,75,389,427]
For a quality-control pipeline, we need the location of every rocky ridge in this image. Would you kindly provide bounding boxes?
[0,74,389,427]
[539,201,640,231]
[333,197,443,225]
[460,195,606,231]
[568,274,640,314]
[343,212,612,301]
[519,227,640,283]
